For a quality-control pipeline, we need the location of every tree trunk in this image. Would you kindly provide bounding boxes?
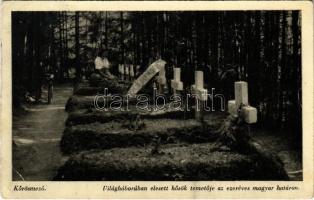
[75,11,81,79]
[120,12,125,64]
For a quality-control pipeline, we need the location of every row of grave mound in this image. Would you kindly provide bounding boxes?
[55,78,289,181]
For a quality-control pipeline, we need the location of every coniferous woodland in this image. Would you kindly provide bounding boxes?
[12,11,301,133]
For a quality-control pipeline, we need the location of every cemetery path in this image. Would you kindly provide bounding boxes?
[12,83,72,181]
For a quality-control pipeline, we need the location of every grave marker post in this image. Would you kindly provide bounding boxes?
[130,64,135,81]
[228,81,257,124]
[124,64,129,82]
[171,68,183,95]
[136,65,140,77]
[157,66,166,94]
[120,64,125,81]
[191,71,208,121]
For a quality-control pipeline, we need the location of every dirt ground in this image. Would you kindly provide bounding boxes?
[12,84,72,181]
[12,84,302,181]
[252,129,302,181]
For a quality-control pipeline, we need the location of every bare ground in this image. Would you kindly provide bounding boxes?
[12,84,72,181]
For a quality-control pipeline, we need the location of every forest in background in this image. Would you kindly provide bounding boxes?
[12,11,301,133]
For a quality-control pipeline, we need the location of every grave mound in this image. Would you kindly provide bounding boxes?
[65,95,138,112]
[54,143,289,181]
[65,94,178,112]
[60,119,219,154]
[65,107,193,126]
[74,86,103,96]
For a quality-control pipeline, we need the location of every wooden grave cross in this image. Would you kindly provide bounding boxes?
[170,68,183,95]
[157,66,167,94]
[191,71,208,121]
[135,65,140,77]
[227,81,257,124]
[119,64,122,79]
[119,64,125,81]
[127,59,166,97]
[129,64,135,81]
[124,64,130,82]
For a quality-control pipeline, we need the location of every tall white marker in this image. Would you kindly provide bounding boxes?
[228,81,257,124]
[171,68,183,95]
[191,71,208,121]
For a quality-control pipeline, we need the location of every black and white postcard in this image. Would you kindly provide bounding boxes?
[1,1,313,199]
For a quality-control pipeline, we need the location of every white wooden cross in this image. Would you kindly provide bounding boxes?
[127,59,166,96]
[129,64,135,81]
[136,65,140,77]
[124,64,129,82]
[119,64,125,81]
[171,68,183,95]
[156,66,167,94]
[228,81,257,124]
[191,71,208,121]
